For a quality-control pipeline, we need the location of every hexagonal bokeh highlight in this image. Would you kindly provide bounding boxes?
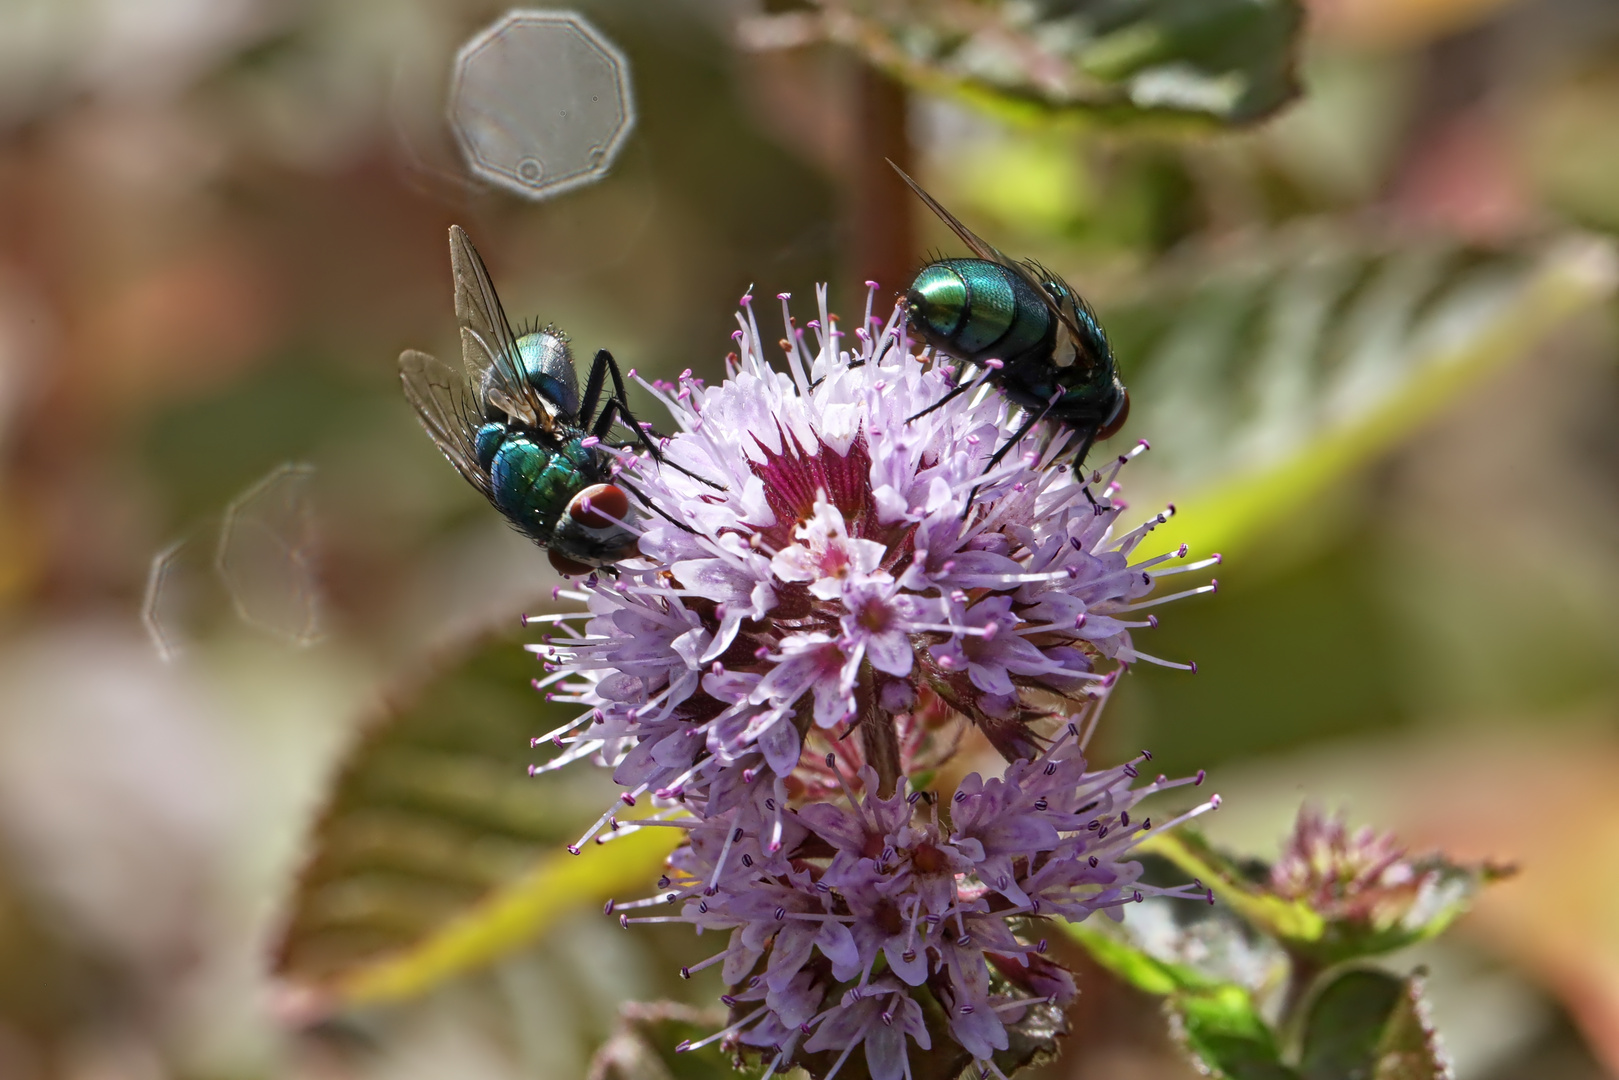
[449,9,635,200]
[141,462,323,660]
[215,462,322,648]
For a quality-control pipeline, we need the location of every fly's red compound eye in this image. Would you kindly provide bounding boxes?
[1097,390,1130,441]
[568,483,630,530]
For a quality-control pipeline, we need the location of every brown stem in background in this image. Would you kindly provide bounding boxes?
[847,62,914,303]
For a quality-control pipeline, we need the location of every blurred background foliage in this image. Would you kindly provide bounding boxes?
[1,0,1618,1078]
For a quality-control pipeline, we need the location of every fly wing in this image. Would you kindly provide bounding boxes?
[399,348,491,495]
[448,225,541,426]
[889,161,1093,348]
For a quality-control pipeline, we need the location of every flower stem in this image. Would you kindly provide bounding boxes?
[856,661,901,797]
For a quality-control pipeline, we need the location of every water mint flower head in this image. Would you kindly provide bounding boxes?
[526,285,1218,851]
[609,688,1221,1079]
[522,285,1223,1078]
[1270,805,1435,928]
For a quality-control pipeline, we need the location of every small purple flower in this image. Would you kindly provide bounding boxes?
[840,577,940,679]
[749,633,858,729]
[931,594,1059,697]
[802,977,931,1080]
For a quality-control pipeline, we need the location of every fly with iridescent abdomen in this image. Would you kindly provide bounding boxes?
[399,225,703,574]
[891,164,1130,504]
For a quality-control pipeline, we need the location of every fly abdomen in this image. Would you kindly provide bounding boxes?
[490,434,593,540]
[906,258,1053,366]
[475,422,507,472]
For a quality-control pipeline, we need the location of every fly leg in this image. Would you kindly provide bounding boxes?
[578,345,609,432]
[906,360,979,423]
[1070,429,1108,515]
[587,349,725,490]
[961,402,1054,518]
[615,475,700,535]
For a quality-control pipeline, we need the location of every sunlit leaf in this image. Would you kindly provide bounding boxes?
[1063,916,1219,996]
[1139,830,1324,943]
[742,0,1305,126]
[328,828,677,1006]
[1143,823,1506,968]
[1061,852,1289,997]
[1105,230,1618,559]
[274,629,676,1007]
[1169,984,1297,1080]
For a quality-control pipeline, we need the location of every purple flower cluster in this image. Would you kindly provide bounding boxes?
[525,287,1220,1077]
[611,701,1218,1080]
[1270,805,1432,928]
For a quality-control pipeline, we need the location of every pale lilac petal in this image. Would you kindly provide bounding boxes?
[757,714,801,774]
[864,1023,908,1080]
[884,940,929,986]
[818,919,860,980]
[812,679,855,727]
[948,998,1009,1061]
[866,630,914,677]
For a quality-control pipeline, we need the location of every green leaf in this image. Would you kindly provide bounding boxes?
[1169,985,1298,1080]
[750,0,1305,126]
[274,629,676,1007]
[1297,968,1451,1080]
[1298,968,1404,1080]
[1106,230,1618,560]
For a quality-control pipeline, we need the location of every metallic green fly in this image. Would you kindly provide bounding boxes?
[894,165,1129,500]
[400,226,678,574]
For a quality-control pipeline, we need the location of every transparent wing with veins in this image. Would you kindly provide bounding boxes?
[398,347,491,495]
[448,224,550,428]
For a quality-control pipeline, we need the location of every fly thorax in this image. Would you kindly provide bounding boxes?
[906,259,1053,366]
[516,329,580,421]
